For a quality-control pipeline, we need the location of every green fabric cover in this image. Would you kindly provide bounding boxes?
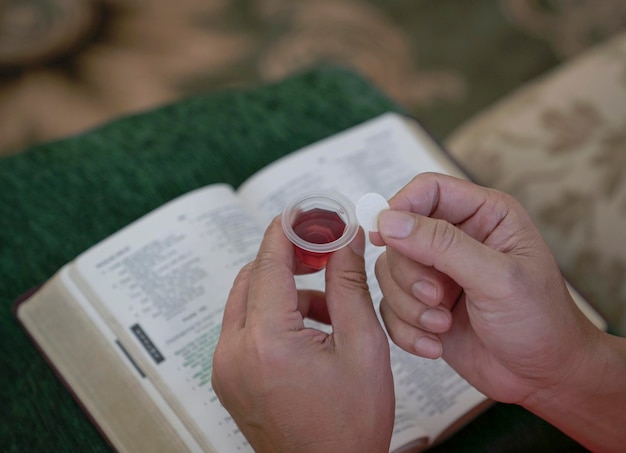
[0,66,584,452]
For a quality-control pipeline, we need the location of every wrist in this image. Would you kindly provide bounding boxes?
[522,328,626,451]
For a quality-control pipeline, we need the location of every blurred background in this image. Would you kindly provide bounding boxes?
[1,0,626,158]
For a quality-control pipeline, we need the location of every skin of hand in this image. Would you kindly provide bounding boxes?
[371,172,626,452]
[211,217,395,453]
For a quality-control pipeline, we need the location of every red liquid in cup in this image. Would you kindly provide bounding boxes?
[292,208,347,269]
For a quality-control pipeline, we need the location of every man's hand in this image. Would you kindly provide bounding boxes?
[372,173,597,404]
[373,173,626,452]
[212,217,395,453]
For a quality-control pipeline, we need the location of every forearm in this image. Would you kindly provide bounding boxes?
[524,330,626,453]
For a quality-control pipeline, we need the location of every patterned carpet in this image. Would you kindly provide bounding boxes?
[1,0,626,157]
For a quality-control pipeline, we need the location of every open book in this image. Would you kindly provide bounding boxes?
[15,113,606,453]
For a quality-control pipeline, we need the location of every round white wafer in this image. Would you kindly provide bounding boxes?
[356,193,389,232]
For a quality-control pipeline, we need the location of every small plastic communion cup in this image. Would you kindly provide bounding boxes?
[281,190,359,270]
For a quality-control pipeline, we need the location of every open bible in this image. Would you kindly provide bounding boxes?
[15,112,606,453]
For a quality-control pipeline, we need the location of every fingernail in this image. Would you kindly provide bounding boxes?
[415,336,442,359]
[420,309,450,332]
[412,280,437,303]
[379,210,414,239]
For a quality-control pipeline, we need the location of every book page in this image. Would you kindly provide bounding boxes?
[17,267,204,453]
[71,184,259,452]
[237,113,487,449]
[238,113,465,223]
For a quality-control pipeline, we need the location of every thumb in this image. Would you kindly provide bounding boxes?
[324,230,381,337]
[378,210,509,293]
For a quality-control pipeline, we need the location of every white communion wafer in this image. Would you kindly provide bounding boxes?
[356,193,389,232]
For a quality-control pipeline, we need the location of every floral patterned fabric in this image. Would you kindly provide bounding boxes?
[446,31,626,335]
[2,0,626,157]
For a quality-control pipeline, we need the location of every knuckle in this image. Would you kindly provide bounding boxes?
[430,219,458,256]
[246,326,286,367]
[239,261,255,276]
[379,299,420,355]
[211,343,232,396]
[254,250,279,273]
[252,250,287,287]
[335,267,370,293]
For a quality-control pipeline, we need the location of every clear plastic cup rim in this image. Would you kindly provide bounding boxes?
[281,189,359,253]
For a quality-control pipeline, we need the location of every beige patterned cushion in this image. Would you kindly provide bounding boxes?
[446,32,626,335]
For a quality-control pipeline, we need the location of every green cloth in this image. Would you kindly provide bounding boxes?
[0,66,584,452]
